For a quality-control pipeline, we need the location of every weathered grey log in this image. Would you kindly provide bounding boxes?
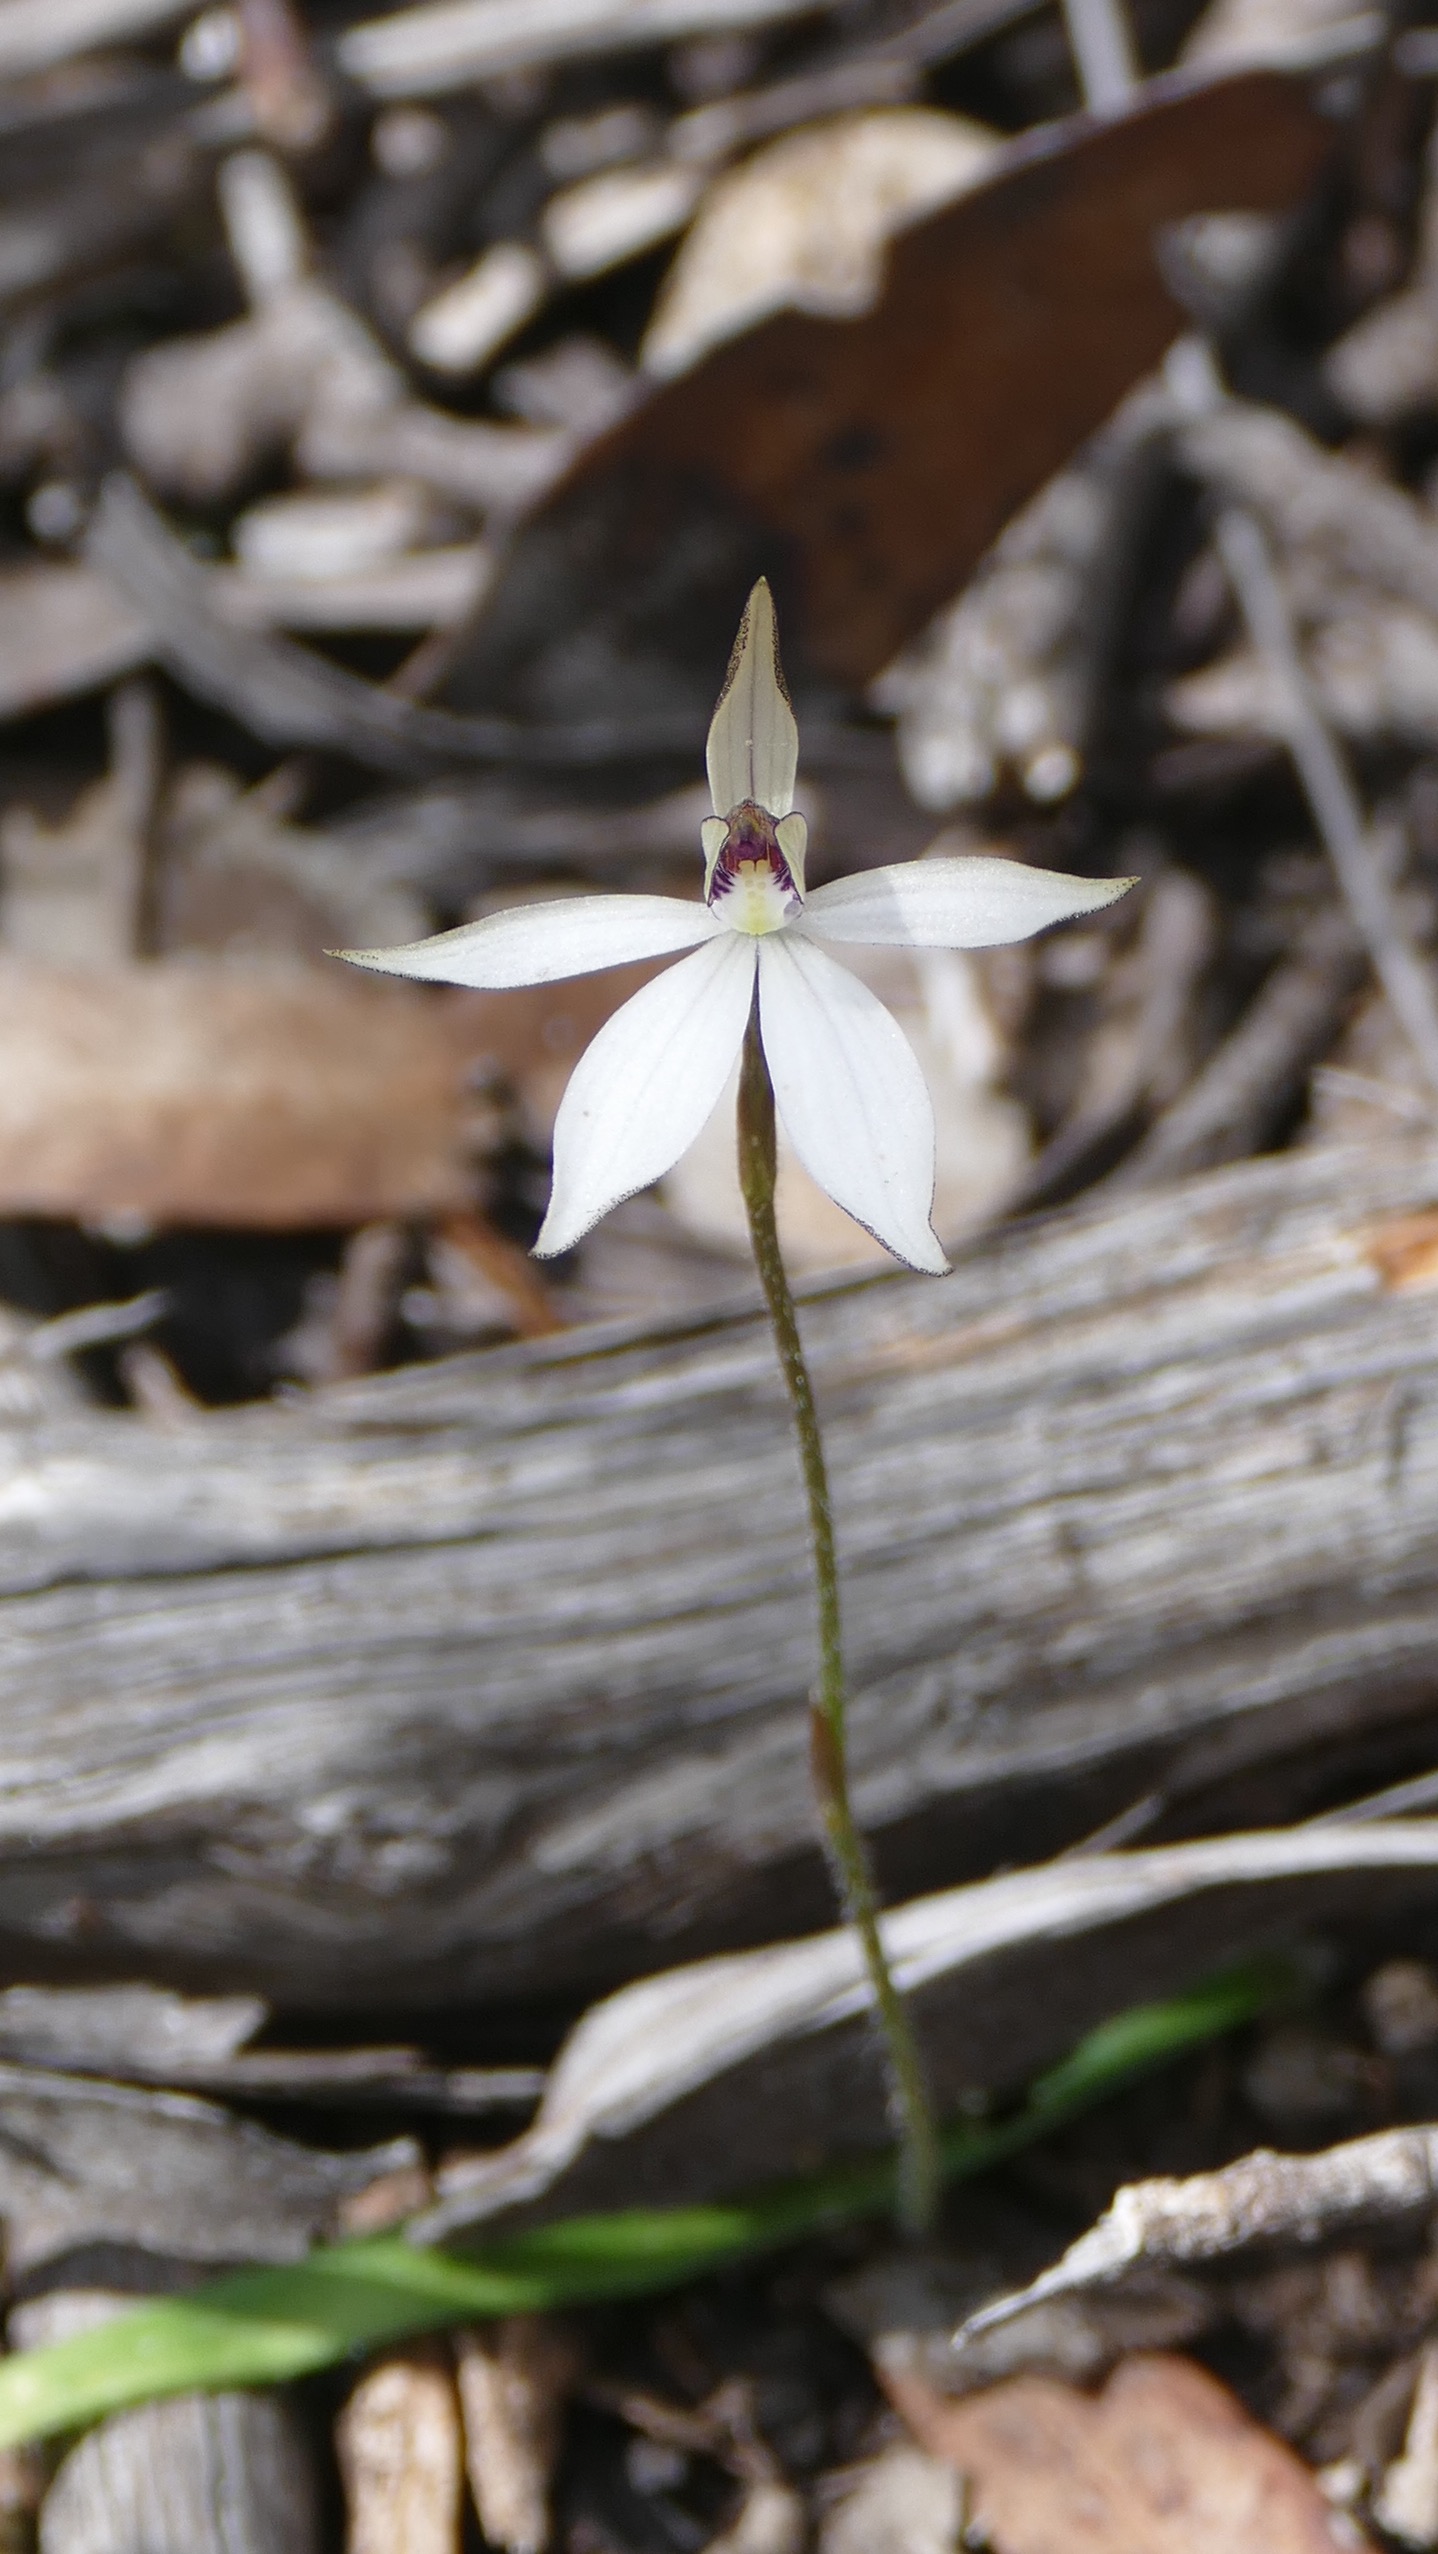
[6,1138,1438,2012]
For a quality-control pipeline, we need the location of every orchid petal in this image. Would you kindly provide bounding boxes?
[706,578,798,820]
[801,857,1135,950]
[757,935,948,1275]
[536,934,757,1256]
[340,894,721,990]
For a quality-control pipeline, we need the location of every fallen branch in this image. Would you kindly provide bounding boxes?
[3,1142,1438,2007]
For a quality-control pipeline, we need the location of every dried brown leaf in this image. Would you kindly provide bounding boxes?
[459,62,1340,706]
[887,2352,1367,2554]
[0,959,508,1228]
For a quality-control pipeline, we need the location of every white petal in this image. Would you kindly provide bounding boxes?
[757,935,948,1275]
[706,578,798,820]
[801,857,1135,950]
[339,894,721,990]
[536,934,757,1256]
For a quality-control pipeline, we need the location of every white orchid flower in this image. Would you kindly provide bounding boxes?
[342,581,1133,1271]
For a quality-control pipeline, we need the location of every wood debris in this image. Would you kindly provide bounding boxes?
[337,2348,465,2554]
[960,2121,1438,2341]
[1374,2345,1438,2548]
[456,2317,580,2552]
[39,2393,322,2554]
[415,1825,1438,2242]
[817,2444,964,2554]
[875,377,1174,806]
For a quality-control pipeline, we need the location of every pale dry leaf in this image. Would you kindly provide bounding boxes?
[119,284,401,507]
[0,959,509,1227]
[818,2444,963,2554]
[1165,592,1438,749]
[886,2352,1368,2554]
[1324,124,1438,426]
[410,243,549,375]
[337,2347,464,2554]
[211,545,492,633]
[415,1830,1438,2250]
[643,108,999,375]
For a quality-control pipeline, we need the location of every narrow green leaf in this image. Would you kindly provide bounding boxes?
[0,1956,1293,2451]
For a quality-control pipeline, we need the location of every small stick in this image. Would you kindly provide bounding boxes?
[1059,0,1138,110]
[1168,338,1438,1096]
[1214,504,1438,1091]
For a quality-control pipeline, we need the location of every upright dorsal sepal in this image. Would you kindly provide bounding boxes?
[705,578,798,820]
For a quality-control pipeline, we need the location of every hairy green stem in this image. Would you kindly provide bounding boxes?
[736,1009,941,2232]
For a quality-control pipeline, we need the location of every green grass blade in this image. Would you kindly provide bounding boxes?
[0,1956,1293,2451]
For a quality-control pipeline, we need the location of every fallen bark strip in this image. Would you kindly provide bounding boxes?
[5,1139,1438,2011]
[415,1823,1438,2243]
[960,2114,1438,2342]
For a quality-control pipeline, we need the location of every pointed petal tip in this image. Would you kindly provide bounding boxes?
[905,1233,952,1277]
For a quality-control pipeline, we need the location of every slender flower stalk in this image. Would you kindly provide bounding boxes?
[340,580,1133,2231]
[736,1009,940,2230]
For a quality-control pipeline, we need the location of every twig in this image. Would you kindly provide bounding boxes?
[1167,339,1438,1097]
[1059,0,1139,111]
[1216,507,1438,1090]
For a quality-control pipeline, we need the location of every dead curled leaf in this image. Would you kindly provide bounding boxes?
[457,60,1341,714]
[885,2353,1367,2554]
[0,957,645,1227]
